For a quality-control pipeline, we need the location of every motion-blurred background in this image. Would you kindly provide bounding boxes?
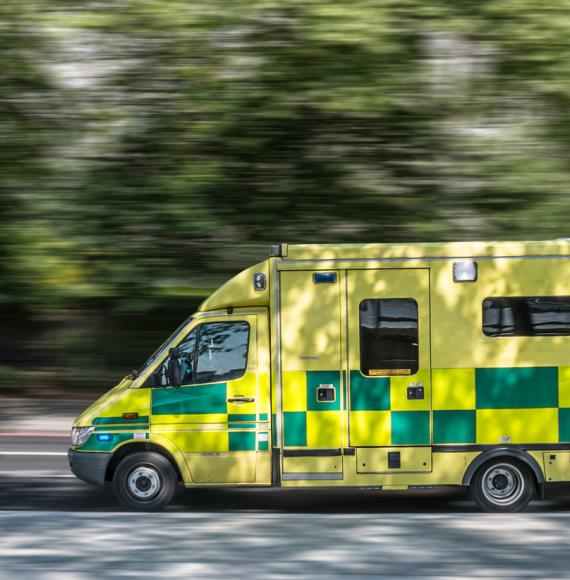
[1,1,570,397]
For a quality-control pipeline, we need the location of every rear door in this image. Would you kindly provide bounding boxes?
[347,269,432,473]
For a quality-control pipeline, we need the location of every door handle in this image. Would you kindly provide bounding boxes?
[407,382,424,400]
[227,395,255,405]
[317,384,336,402]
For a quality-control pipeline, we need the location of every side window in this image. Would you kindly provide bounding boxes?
[152,328,197,387]
[195,322,250,383]
[483,296,570,337]
[149,321,249,387]
[359,298,419,376]
[174,328,198,385]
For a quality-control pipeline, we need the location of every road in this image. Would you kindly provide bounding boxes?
[2,406,570,578]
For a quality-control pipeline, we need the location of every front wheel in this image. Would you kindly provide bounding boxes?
[113,451,178,511]
[471,458,534,512]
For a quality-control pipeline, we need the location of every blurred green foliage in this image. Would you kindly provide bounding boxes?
[1,1,569,391]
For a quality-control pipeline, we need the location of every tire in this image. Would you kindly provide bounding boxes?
[112,451,178,512]
[470,458,534,513]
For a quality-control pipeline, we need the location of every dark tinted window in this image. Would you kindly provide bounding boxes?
[483,297,570,337]
[359,299,419,376]
[195,322,250,383]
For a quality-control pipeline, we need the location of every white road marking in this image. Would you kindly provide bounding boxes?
[0,432,69,438]
[0,471,74,478]
[0,451,67,456]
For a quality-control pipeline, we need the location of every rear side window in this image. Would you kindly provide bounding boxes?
[483,297,570,337]
[359,298,419,376]
[195,321,250,383]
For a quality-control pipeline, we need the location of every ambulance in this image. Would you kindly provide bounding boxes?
[69,240,570,511]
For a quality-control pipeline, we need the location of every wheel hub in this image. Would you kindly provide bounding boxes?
[136,477,151,491]
[492,474,509,490]
[482,464,524,505]
[127,466,161,500]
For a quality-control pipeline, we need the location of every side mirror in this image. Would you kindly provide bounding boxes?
[167,349,183,387]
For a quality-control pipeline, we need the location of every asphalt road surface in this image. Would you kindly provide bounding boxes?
[3,422,570,577]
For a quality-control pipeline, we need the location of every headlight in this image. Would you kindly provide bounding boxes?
[71,426,94,447]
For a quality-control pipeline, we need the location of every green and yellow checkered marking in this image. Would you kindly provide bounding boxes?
[347,370,430,446]
[432,366,567,445]
[282,370,342,448]
[283,370,432,447]
[283,366,570,448]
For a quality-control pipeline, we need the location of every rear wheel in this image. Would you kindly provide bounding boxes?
[113,451,177,511]
[471,458,534,512]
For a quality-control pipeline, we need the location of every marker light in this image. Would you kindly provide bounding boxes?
[253,272,266,291]
[453,261,478,282]
[122,412,139,420]
[96,434,113,442]
[313,272,337,284]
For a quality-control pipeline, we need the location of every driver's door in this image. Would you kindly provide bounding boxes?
[149,312,271,484]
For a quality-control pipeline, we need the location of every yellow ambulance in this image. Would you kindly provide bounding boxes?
[69,240,570,511]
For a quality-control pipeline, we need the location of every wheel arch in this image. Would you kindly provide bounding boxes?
[462,447,545,486]
[105,441,185,483]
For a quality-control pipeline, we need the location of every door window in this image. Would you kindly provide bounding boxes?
[150,321,249,386]
[151,327,197,387]
[195,321,250,383]
[359,298,419,376]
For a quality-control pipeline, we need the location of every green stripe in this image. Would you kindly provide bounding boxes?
[94,426,147,432]
[559,409,570,442]
[259,437,269,451]
[349,371,390,411]
[93,416,149,425]
[433,410,475,444]
[152,383,227,415]
[284,411,307,447]
[391,411,430,445]
[228,414,257,422]
[476,367,558,409]
[229,423,256,429]
[229,431,256,451]
[79,432,139,452]
[260,413,269,421]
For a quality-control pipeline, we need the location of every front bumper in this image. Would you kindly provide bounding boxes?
[68,448,112,487]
